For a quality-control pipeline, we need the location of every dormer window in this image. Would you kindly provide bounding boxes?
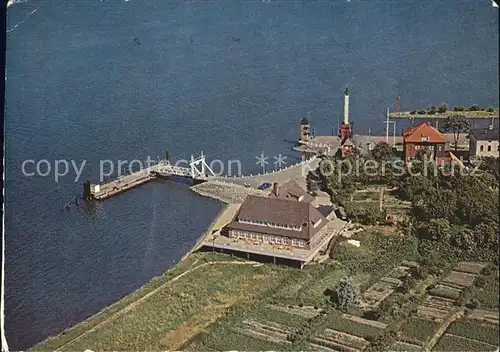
[313,219,322,228]
[298,195,304,201]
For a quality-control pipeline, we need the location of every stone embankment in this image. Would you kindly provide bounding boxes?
[191,180,266,204]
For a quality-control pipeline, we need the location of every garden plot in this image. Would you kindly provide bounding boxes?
[232,319,292,345]
[309,328,370,352]
[359,265,410,309]
[267,304,322,319]
[427,284,462,300]
[389,340,422,352]
[442,270,477,288]
[359,281,399,309]
[385,265,412,279]
[453,262,488,275]
[467,308,499,324]
[446,318,500,346]
[417,296,456,321]
[326,313,383,339]
[341,313,388,329]
[400,317,441,346]
[434,333,499,352]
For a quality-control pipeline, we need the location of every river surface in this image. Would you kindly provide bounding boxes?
[5,0,499,349]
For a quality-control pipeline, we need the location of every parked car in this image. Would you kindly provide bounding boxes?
[258,182,272,190]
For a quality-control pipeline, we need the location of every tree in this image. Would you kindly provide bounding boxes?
[469,105,480,111]
[428,105,437,115]
[442,116,471,151]
[451,228,475,251]
[401,275,417,293]
[371,142,395,163]
[332,276,360,311]
[438,103,447,113]
[419,218,452,241]
[487,107,495,113]
[454,106,465,111]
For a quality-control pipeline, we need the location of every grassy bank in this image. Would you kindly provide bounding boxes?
[30,252,289,351]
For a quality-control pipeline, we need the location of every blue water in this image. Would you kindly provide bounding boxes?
[5,0,498,349]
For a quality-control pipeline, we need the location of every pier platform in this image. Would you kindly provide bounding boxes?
[91,165,161,200]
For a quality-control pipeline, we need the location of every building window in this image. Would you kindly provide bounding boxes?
[257,234,262,240]
[298,240,306,247]
[480,145,484,152]
[488,145,491,152]
[292,239,299,246]
[275,237,281,244]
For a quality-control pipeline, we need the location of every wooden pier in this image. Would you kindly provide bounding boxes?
[90,165,161,201]
[87,152,218,201]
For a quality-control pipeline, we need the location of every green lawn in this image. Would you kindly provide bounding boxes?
[295,266,346,307]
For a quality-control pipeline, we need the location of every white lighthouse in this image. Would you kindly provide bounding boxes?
[344,87,349,125]
[339,87,353,141]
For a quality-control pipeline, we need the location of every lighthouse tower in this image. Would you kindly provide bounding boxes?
[339,87,353,142]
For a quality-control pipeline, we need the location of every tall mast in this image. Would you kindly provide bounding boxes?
[344,87,349,125]
[385,107,390,143]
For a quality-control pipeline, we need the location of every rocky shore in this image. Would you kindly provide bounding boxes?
[190,180,266,204]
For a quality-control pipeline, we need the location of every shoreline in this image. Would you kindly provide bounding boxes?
[29,190,232,351]
[29,177,292,349]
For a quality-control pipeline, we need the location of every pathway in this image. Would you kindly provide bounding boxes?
[54,260,258,352]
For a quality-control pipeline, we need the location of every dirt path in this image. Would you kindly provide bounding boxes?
[54,260,257,352]
[423,309,464,352]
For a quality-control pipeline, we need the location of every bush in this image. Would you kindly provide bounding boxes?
[487,107,495,112]
[480,264,495,276]
[428,106,437,115]
[469,105,480,111]
[454,106,465,111]
[409,110,417,115]
[417,110,427,114]
[465,299,480,310]
[473,275,487,288]
[438,104,447,113]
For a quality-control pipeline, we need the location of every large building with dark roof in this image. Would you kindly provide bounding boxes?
[223,194,329,250]
[468,126,499,158]
[267,180,314,203]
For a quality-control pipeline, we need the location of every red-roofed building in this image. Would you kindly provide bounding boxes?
[402,121,451,165]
